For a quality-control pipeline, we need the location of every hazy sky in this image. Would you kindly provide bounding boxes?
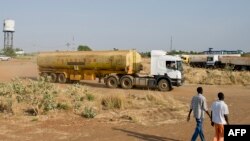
[0,0,250,53]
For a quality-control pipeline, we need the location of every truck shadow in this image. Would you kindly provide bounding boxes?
[19,76,38,81]
[17,77,161,92]
[79,81,106,88]
[113,128,182,141]
[79,81,159,91]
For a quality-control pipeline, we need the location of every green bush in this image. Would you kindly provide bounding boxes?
[81,107,96,118]
[0,83,12,96]
[86,93,94,101]
[42,92,57,112]
[2,47,16,57]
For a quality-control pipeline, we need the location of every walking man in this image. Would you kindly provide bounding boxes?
[211,92,229,141]
[187,87,211,141]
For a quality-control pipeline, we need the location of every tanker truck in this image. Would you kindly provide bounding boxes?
[37,50,183,91]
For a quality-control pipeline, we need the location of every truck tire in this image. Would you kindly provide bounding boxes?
[40,72,49,81]
[41,72,48,78]
[106,76,118,88]
[50,73,57,83]
[158,79,170,91]
[58,73,67,83]
[120,76,133,89]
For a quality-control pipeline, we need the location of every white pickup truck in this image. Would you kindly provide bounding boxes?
[0,55,11,61]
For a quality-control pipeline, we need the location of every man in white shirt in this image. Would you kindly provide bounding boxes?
[211,92,229,141]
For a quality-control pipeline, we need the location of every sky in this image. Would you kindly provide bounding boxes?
[0,0,250,53]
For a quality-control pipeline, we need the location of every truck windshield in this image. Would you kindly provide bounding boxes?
[176,61,183,71]
[207,57,213,61]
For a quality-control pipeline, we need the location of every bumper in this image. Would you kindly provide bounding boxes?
[171,78,184,86]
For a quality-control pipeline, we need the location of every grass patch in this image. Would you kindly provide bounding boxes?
[145,93,165,105]
[31,117,39,122]
[0,98,13,113]
[86,93,95,101]
[57,102,71,110]
[101,95,124,110]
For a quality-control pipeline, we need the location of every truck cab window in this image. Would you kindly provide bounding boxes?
[166,61,176,69]
[207,57,213,61]
[176,61,183,71]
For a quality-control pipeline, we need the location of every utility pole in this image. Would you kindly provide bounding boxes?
[66,42,70,51]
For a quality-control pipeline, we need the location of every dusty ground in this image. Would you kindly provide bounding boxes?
[0,58,249,141]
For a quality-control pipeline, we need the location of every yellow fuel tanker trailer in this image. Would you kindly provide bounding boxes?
[37,50,184,91]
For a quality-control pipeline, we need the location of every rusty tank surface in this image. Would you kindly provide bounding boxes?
[37,50,142,82]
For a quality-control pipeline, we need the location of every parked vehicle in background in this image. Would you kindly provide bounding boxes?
[180,54,190,64]
[180,54,209,67]
[0,55,11,61]
[206,55,250,71]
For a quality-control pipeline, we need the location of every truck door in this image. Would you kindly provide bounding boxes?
[165,61,179,79]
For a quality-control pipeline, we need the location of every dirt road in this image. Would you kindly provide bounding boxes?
[0,59,249,141]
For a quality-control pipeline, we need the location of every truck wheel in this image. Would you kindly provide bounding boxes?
[40,72,49,81]
[106,76,118,88]
[120,76,133,89]
[50,73,57,83]
[58,73,67,83]
[41,72,48,78]
[158,79,170,91]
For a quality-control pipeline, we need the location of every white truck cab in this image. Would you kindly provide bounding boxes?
[151,50,183,86]
[206,55,219,67]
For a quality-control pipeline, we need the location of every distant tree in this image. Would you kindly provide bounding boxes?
[140,52,151,57]
[77,45,92,51]
[2,47,16,57]
[168,50,187,55]
[189,51,203,54]
[15,48,23,51]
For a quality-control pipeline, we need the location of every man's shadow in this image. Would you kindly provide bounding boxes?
[113,128,182,141]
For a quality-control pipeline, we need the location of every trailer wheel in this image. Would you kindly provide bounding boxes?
[106,76,118,88]
[158,79,170,91]
[40,72,49,81]
[58,73,67,83]
[50,73,57,83]
[41,72,48,78]
[120,76,133,89]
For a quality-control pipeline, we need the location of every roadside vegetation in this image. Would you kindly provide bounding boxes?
[0,77,187,125]
[183,65,250,85]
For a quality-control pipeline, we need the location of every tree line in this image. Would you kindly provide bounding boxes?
[2,45,249,58]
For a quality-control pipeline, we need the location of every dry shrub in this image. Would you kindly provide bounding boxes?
[101,95,124,110]
[0,97,13,113]
[146,93,165,105]
[0,83,13,97]
[65,84,90,113]
[97,93,189,126]
[184,65,250,85]
[56,102,71,110]
[0,78,59,116]
[0,78,100,116]
[0,77,190,125]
